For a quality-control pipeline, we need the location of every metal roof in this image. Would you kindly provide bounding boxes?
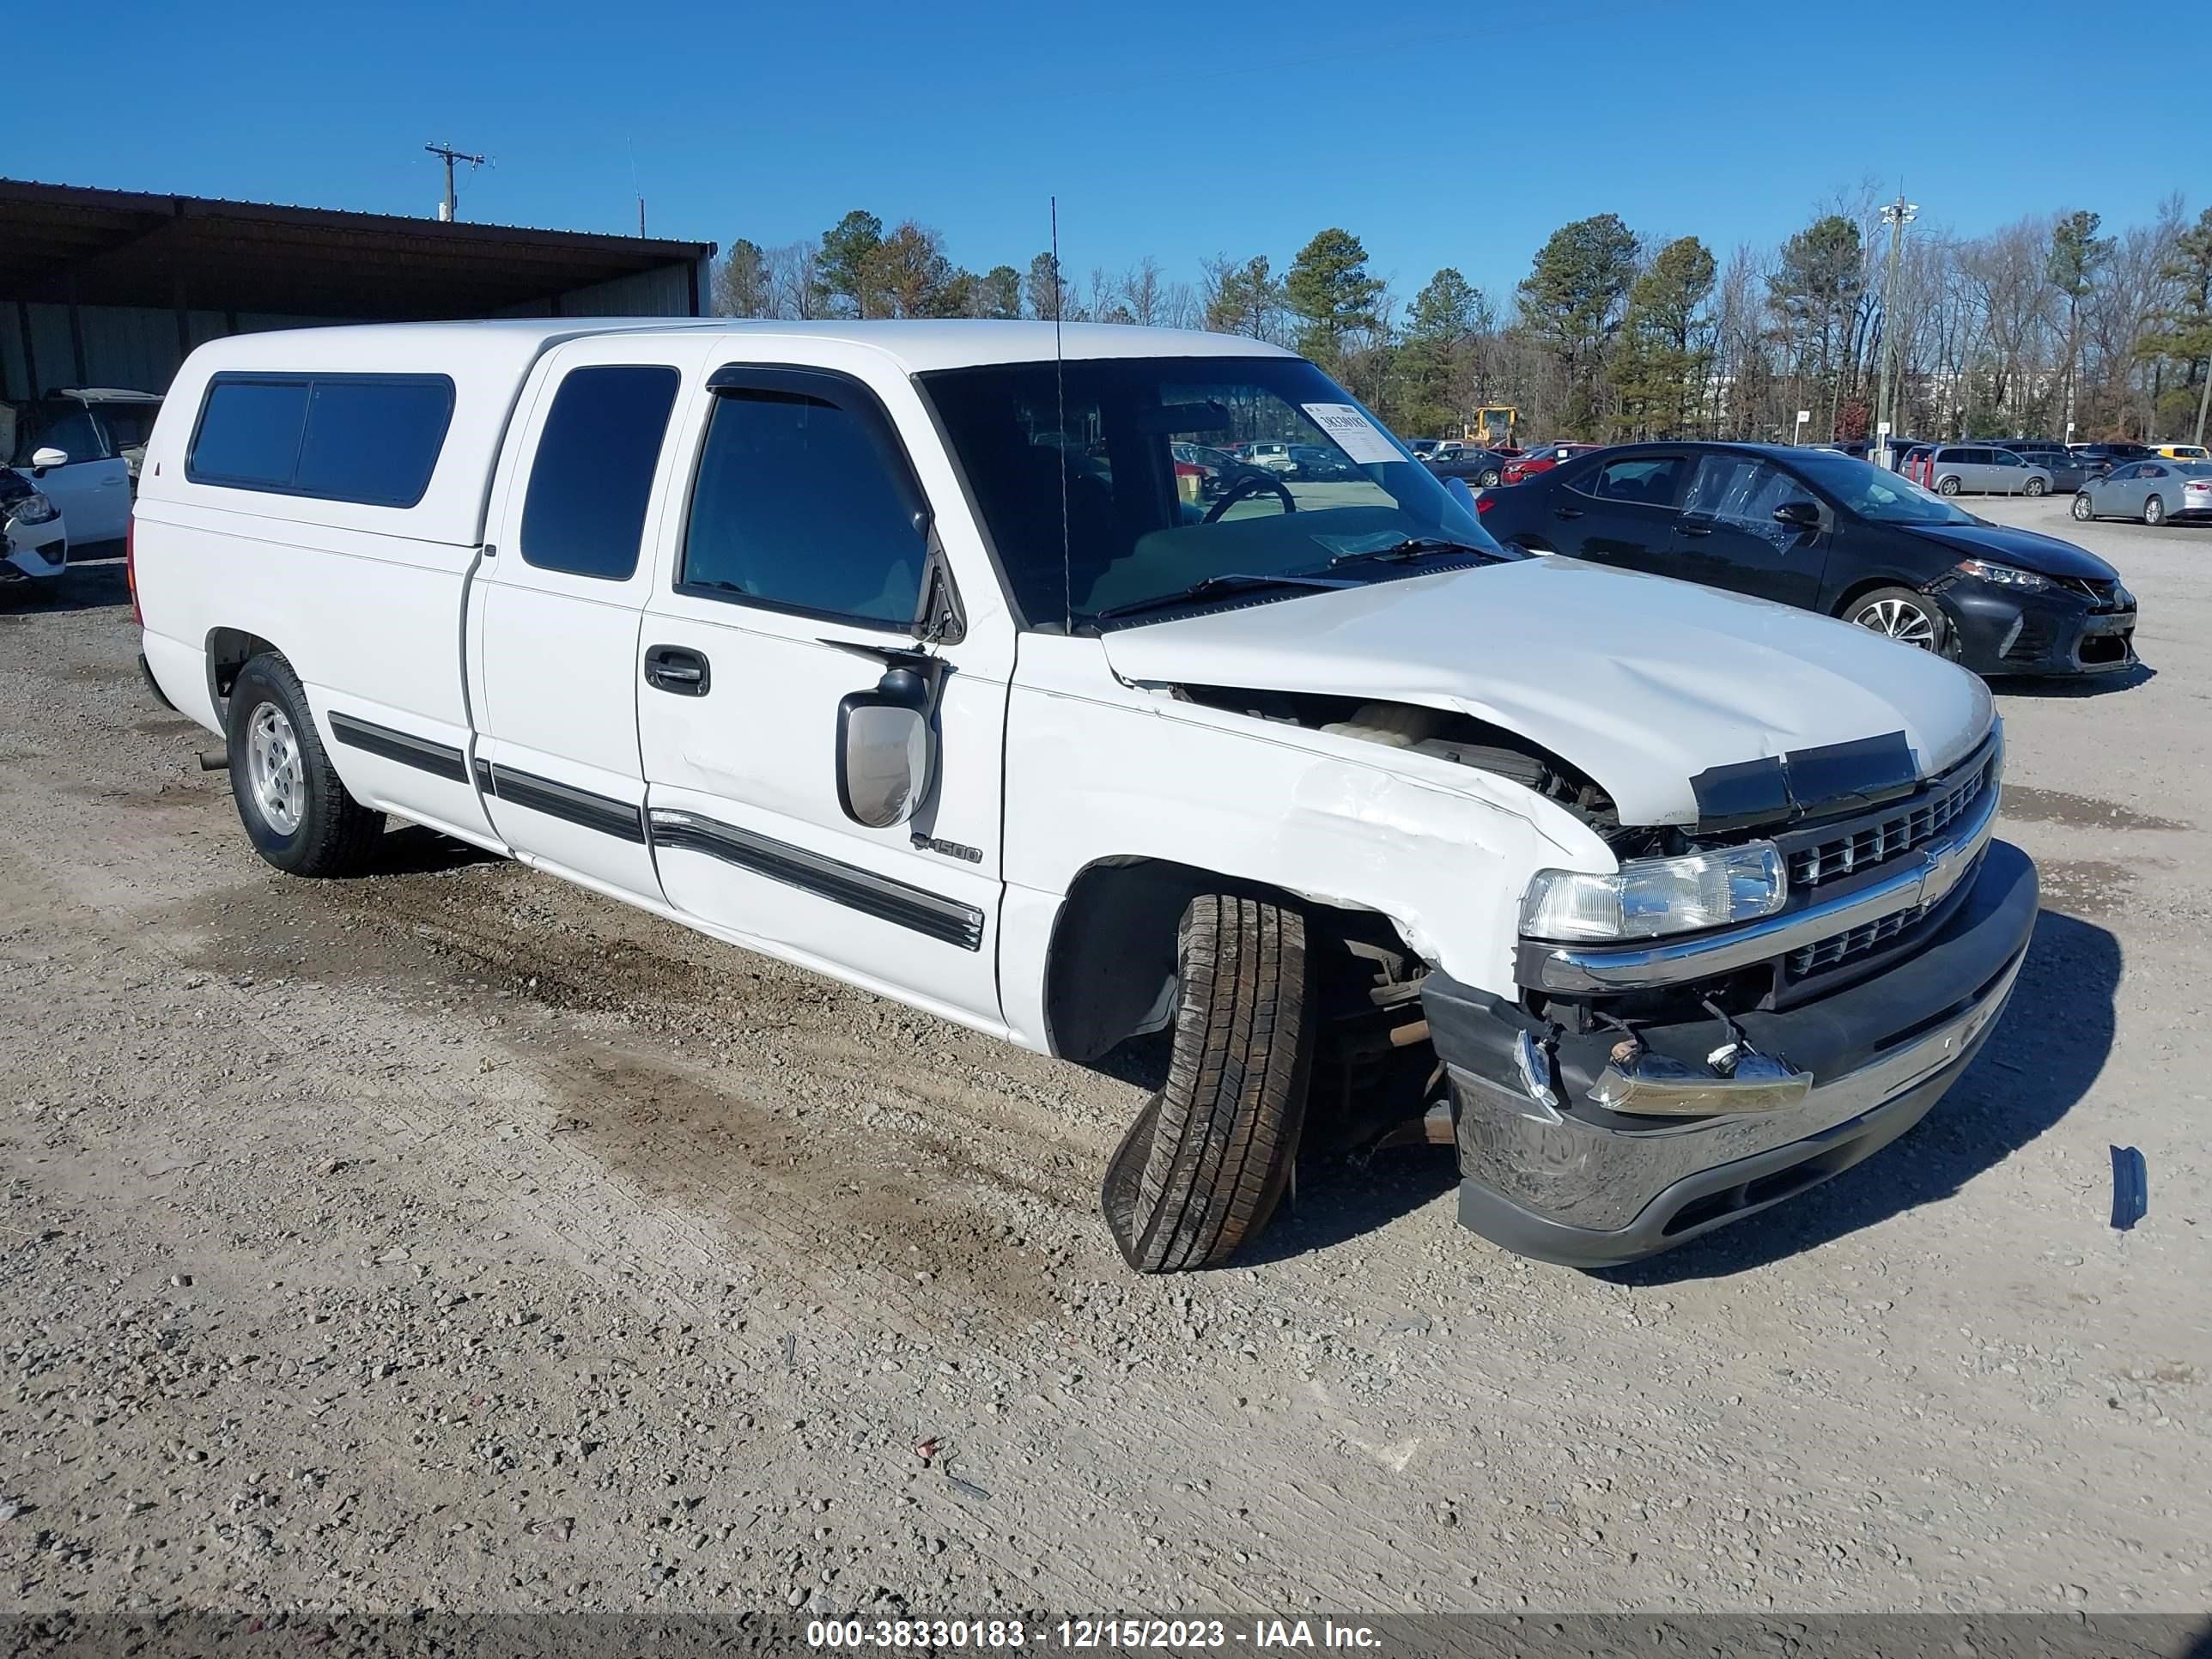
[0,179,714,318]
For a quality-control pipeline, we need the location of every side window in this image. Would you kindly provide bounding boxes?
[1579,455,1684,505]
[187,382,310,486]
[187,375,453,505]
[519,365,680,580]
[20,405,104,466]
[679,380,927,628]
[293,380,453,505]
[2107,464,2136,481]
[95,405,158,455]
[1682,455,1796,529]
[1992,450,2022,467]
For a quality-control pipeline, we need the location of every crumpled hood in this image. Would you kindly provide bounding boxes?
[1899,520,2118,580]
[1101,556,1993,827]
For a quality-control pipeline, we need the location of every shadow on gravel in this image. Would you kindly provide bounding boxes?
[1989,660,2155,697]
[367,823,504,878]
[1237,1146,1462,1267]
[0,555,129,616]
[1599,906,2121,1285]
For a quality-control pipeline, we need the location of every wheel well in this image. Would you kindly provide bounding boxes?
[1830,577,1923,619]
[206,628,280,705]
[1042,858,1422,1065]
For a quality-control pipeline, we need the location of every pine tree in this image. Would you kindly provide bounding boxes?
[1284,230,1384,371]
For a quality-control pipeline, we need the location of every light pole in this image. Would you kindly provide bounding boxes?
[1875,195,1917,465]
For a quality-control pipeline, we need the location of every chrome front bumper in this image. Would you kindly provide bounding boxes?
[1429,838,2039,1267]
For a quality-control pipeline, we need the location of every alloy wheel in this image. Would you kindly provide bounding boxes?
[1850,598,1940,650]
[245,702,306,836]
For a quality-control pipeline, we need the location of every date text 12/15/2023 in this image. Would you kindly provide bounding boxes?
[805,1619,1382,1649]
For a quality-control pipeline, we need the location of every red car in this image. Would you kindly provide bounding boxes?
[1499,442,1602,485]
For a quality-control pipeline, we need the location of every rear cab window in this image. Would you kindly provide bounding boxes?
[518,365,682,580]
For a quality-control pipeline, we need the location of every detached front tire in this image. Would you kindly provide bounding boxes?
[226,653,384,877]
[1101,894,1316,1273]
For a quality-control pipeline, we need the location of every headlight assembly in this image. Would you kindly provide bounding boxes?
[1521,843,1788,943]
[7,493,58,526]
[1954,558,2050,592]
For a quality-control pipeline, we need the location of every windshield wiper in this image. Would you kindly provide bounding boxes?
[1091,571,1360,622]
[1314,536,1502,570]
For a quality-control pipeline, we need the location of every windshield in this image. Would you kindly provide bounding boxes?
[921,356,1506,629]
[1785,449,1984,525]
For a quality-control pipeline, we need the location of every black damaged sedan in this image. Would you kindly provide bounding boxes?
[1478,441,2138,677]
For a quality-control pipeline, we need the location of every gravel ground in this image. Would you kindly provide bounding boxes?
[1,497,2207,1622]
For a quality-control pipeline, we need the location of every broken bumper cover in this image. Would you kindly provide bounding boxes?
[1943,582,2137,677]
[1426,838,2038,1267]
[3,514,68,582]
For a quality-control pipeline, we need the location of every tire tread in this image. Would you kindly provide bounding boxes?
[1102,894,1314,1273]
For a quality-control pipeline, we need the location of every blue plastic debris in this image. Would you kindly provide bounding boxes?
[2109,1146,2148,1231]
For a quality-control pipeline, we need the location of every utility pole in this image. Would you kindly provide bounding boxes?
[1875,194,1918,464]
[425,143,489,222]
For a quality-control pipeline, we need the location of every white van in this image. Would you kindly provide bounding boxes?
[132,319,2035,1273]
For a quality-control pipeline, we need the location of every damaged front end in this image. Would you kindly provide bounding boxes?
[1425,723,2038,1267]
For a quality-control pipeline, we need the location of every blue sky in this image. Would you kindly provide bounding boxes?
[15,0,2204,306]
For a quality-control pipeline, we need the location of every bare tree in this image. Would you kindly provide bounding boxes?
[765,240,823,320]
[1119,257,1165,326]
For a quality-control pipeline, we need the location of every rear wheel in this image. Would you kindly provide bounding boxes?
[225,653,385,877]
[1477,468,1501,488]
[2071,492,2094,521]
[1845,586,1946,653]
[2024,476,2047,497]
[2143,495,2166,526]
[1100,894,1315,1273]
[1937,476,1962,495]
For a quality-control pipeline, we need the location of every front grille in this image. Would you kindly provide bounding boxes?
[2059,575,2122,606]
[1787,906,1927,975]
[1787,757,1993,889]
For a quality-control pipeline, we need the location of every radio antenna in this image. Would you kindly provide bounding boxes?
[1052,195,1071,635]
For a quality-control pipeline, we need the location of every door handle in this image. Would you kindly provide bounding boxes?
[1678,522,1714,538]
[644,644,710,696]
[1553,506,1584,520]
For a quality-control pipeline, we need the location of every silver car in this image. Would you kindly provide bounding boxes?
[1927,444,2054,496]
[2072,459,2212,527]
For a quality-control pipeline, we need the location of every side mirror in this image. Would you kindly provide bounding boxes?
[836,665,936,828]
[1772,499,1821,530]
[30,447,69,472]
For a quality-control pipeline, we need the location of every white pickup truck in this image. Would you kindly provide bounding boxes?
[132,319,2037,1273]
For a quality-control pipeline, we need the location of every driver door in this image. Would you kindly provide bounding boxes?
[1662,453,1829,608]
[635,360,1010,1029]
[15,402,131,544]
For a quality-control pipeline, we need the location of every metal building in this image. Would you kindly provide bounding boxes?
[1,179,716,401]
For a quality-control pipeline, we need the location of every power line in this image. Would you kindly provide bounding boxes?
[425,143,489,223]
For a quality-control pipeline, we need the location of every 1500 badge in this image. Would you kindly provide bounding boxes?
[912,833,983,864]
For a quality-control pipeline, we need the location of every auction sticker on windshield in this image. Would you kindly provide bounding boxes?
[1302,404,1401,465]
